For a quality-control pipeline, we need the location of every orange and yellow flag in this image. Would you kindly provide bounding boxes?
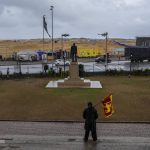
[102,94,114,118]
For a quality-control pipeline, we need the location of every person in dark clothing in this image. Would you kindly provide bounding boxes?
[7,67,10,78]
[70,43,77,62]
[83,102,98,142]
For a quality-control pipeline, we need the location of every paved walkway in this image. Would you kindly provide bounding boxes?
[0,122,149,150]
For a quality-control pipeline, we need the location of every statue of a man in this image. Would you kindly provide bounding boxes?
[71,43,77,62]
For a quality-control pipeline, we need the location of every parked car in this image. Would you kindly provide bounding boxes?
[16,51,39,61]
[54,59,70,66]
[95,56,111,63]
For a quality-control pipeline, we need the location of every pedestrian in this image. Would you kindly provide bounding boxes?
[59,67,62,76]
[83,102,98,142]
[44,64,49,74]
[0,71,2,79]
[70,43,77,62]
[7,67,9,78]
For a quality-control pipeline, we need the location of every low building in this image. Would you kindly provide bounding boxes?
[136,37,150,47]
[112,48,125,56]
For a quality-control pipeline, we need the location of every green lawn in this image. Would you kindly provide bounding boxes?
[0,76,149,122]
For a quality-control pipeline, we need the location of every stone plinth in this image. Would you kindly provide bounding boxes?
[58,62,90,88]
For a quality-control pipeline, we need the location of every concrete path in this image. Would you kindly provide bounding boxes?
[0,122,149,150]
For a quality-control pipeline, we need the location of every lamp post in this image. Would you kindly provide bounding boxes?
[98,32,108,71]
[61,34,70,51]
[129,54,133,78]
[61,34,70,75]
[17,59,22,76]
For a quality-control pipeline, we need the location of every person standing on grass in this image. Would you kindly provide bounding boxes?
[83,102,98,142]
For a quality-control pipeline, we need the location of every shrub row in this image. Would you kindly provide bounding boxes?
[0,69,149,80]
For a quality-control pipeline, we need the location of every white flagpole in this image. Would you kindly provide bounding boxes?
[43,15,45,51]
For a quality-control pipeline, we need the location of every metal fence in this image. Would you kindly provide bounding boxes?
[0,61,150,75]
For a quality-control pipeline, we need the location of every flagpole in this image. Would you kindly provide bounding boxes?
[93,98,103,108]
[42,15,45,73]
[43,15,45,51]
[93,93,112,108]
[50,6,54,59]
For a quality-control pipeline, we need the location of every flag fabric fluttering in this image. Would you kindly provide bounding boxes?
[43,15,51,38]
[102,94,114,118]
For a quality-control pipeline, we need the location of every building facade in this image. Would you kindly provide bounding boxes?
[136,37,150,47]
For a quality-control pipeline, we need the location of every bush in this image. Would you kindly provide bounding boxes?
[79,64,84,77]
[61,71,69,77]
[48,68,55,77]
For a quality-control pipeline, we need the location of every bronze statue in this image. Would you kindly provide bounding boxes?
[71,43,77,62]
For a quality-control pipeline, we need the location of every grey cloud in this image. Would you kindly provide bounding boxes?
[0,4,5,15]
[0,0,150,39]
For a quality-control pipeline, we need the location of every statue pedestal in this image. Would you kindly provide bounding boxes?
[58,62,90,88]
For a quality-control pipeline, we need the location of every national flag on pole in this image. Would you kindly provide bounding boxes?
[43,15,51,38]
[102,94,114,118]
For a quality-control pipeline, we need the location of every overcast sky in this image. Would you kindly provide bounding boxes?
[0,0,150,39]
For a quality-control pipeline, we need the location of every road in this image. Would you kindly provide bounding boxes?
[0,122,150,149]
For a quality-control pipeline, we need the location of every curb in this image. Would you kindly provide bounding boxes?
[0,120,149,124]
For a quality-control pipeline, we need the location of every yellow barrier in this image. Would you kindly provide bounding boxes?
[78,48,103,57]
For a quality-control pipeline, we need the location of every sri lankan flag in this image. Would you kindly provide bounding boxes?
[102,94,114,118]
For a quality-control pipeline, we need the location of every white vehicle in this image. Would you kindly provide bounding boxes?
[54,59,70,66]
[16,51,39,61]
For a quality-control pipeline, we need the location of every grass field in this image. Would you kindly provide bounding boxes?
[0,76,149,122]
[0,38,135,57]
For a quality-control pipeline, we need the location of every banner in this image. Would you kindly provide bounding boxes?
[43,15,51,38]
[102,94,114,118]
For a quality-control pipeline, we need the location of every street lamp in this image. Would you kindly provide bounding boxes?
[129,54,133,78]
[98,32,108,71]
[61,34,70,76]
[61,34,70,51]
[17,58,22,76]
